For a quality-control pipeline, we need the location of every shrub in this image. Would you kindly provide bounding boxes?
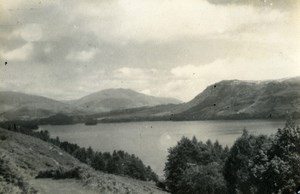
[36,167,81,180]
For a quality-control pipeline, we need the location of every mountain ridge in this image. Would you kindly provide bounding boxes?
[95,77,300,122]
[173,77,300,120]
[68,88,181,113]
[0,77,299,122]
[0,89,181,121]
[0,91,86,121]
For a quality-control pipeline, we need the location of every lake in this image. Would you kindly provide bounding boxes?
[41,120,285,177]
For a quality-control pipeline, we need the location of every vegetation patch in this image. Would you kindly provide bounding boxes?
[0,157,37,193]
[36,167,81,180]
[0,135,7,141]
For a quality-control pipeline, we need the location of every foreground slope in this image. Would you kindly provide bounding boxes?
[69,88,181,113]
[0,92,86,121]
[0,128,167,194]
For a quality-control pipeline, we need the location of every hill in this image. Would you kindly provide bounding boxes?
[68,88,181,113]
[96,77,300,121]
[0,128,167,194]
[1,77,299,123]
[175,77,300,120]
[0,91,86,121]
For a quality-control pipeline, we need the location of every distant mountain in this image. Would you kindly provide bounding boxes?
[0,91,85,121]
[1,77,299,123]
[98,77,300,121]
[69,88,181,113]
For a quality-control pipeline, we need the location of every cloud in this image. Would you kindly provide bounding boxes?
[166,57,300,101]
[0,0,298,101]
[73,0,285,43]
[140,89,151,95]
[207,0,298,9]
[172,58,300,81]
[20,24,43,42]
[66,49,96,62]
[1,43,33,61]
[171,64,205,79]
[113,67,157,80]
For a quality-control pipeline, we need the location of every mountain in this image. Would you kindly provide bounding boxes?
[97,77,300,121]
[1,77,299,123]
[173,77,300,120]
[0,91,85,121]
[69,88,181,113]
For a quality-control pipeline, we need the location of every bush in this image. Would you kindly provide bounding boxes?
[0,135,7,141]
[36,167,81,180]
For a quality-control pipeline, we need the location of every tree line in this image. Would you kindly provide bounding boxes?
[2,124,158,183]
[163,117,300,194]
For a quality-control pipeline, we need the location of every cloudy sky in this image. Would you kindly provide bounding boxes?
[0,0,299,101]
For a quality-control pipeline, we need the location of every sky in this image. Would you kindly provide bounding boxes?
[0,0,300,102]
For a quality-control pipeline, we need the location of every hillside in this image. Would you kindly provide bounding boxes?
[175,77,300,120]
[69,88,181,113]
[96,77,300,121]
[0,128,167,194]
[0,92,86,121]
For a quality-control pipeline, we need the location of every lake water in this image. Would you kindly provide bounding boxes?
[41,120,285,176]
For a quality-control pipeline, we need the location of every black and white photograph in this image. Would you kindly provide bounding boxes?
[0,0,300,193]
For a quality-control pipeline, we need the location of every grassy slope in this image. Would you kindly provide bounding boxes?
[0,128,167,194]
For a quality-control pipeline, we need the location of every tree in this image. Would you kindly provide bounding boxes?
[224,130,272,194]
[179,162,226,194]
[91,152,106,171]
[73,148,87,163]
[262,117,300,193]
[164,136,228,193]
[224,118,300,194]
[164,137,198,192]
[146,166,158,182]
[86,146,95,165]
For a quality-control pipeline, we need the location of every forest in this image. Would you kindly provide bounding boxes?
[163,117,300,194]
